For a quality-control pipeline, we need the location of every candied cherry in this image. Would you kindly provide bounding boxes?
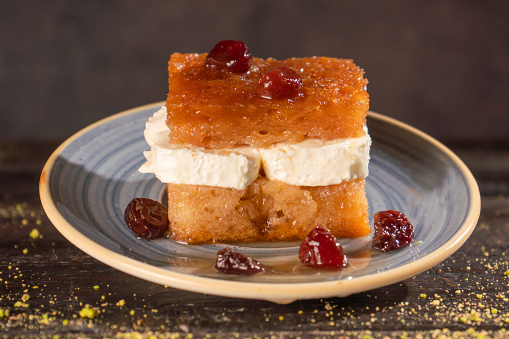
[258,67,303,100]
[299,226,348,269]
[372,210,414,252]
[205,40,252,73]
[215,248,269,275]
[124,198,169,240]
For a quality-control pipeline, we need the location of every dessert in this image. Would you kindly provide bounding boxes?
[139,40,371,244]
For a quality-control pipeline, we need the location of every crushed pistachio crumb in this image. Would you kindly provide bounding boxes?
[469,310,481,322]
[29,228,41,239]
[79,305,99,319]
[13,301,29,308]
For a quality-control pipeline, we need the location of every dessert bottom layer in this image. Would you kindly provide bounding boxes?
[166,174,370,244]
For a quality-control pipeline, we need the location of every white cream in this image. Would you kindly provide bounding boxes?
[259,134,371,186]
[139,106,370,189]
[139,106,261,189]
[142,106,168,148]
[140,143,261,189]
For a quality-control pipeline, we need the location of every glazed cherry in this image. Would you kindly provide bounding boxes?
[205,40,252,73]
[372,210,414,252]
[215,248,268,275]
[299,226,348,269]
[258,67,303,100]
[124,198,169,240]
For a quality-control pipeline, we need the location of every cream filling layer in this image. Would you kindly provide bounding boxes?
[139,106,370,189]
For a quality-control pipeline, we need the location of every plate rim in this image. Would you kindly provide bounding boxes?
[39,102,481,303]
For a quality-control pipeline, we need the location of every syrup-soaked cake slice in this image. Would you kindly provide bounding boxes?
[166,53,369,149]
[167,177,370,244]
[147,41,372,244]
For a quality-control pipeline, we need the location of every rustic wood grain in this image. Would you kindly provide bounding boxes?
[1,141,508,338]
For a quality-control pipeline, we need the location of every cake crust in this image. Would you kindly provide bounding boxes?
[166,53,369,149]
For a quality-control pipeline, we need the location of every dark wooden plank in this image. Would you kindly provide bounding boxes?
[1,141,508,338]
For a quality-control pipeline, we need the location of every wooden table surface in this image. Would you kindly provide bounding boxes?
[1,141,508,338]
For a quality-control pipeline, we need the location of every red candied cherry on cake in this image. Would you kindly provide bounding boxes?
[372,210,414,252]
[215,248,269,275]
[205,40,252,73]
[299,226,348,269]
[124,198,169,240]
[258,67,303,100]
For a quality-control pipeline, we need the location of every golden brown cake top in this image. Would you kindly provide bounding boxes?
[166,52,369,149]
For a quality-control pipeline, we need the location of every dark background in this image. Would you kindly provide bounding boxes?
[1,1,508,143]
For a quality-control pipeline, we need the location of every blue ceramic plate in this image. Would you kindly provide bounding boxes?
[40,102,480,303]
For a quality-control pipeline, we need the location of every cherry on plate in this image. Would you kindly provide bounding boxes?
[299,226,348,269]
[372,210,414,252]
[124,198,169,240]
[215,247,269,275]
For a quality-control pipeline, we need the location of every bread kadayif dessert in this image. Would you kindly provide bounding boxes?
[139,40,371,244]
